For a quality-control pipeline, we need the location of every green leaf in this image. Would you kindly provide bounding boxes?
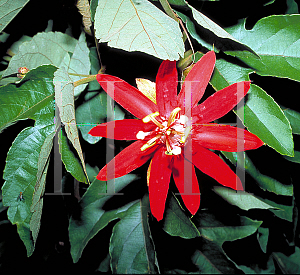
[69,174,138,263]
[110,196,158,274]
[54,67,88,183]
[242,85,294,156]
[2,32,91,96]
[273,247,300,274]
[222,151,293,196]
[226,15,300,82]
[208,55,294,157]
[162,194,200,239]
[282,107,300,135]
[76,91,125,144]
[1,65,56,255]
[213,186,279,211]
[94,0,184,60]
[284,150,300,164]
[0,0,30,33]
[192,239,238,274]
[257,226,269,253]
[195,210,262,247]
[59,129,88,183]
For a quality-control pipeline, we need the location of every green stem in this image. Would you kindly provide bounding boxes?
[73,75,97,87]
[69,73,91,77]
[158,0,179,22]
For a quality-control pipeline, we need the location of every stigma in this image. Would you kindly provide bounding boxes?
[136,108,191,155]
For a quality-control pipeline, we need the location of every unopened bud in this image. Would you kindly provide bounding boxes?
[17,67,29,78]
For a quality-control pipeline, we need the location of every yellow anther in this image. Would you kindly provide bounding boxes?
[141,141,156,151]
[180,126,191,143]
[142,112,159,123]
[167,107,181,126]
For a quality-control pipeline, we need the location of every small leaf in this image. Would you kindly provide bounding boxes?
[54,67,89,183]
[110,196,159,274]
[0,0,30,33]
[163,194,200,239]
[135,78,156,104]
[257,226,269,253]
[213,186,278,211]
[94,0,185,60]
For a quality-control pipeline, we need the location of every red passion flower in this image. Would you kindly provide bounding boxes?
[89,51,264,221]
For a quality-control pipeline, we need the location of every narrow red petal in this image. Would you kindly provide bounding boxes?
[172,154,200,215]
[190,144,243,190]
[177,51,216,113]
[88,119,154,140]
[193,124,264,152]
[149,147,172,221]
[97,74,158,119]
[193,81,251,123]
[96,140,158,181]
[155,60,178,117]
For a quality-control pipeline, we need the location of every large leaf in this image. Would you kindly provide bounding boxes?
[226,15,300,82]
[0,0,30,33]
[2,31,90,96]
[110,196,159,274]
[1,65,57,255]
[94,0,185,60]
[54,67,88,183]
[69,174,138,263]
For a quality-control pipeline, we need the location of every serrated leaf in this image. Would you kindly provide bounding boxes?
[0,0,30,33]
[94,0,184,60]
[195,210,262,246]
[110,196,158,274]
[242,85,294,156]
[213,186,278,211]
[163,194,200,239]
[2,32,91,96]
[69,174,138,263]
[222,151,293,196]
[226,15,300,82]
[54,67,88,183]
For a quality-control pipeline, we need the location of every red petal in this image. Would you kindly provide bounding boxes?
[193,124,264,152]
[97,74,158,119]
[193,81,251,123]
[172,154,200,215]
[177,51,216,114]
[149,147,172,221]
[155,60,178,117]
[96,140,157,181]
[190,144,243,190]
[88,119,154,140]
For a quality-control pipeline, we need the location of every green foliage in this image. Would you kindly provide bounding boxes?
[0,0,299,273]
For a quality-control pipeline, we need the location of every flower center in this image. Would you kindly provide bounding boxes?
[136,108,191,155]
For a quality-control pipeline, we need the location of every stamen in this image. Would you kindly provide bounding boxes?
[167,107,181,126]
[142,112,160,123]
[140,134,161,151]
[180,126,191,143]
